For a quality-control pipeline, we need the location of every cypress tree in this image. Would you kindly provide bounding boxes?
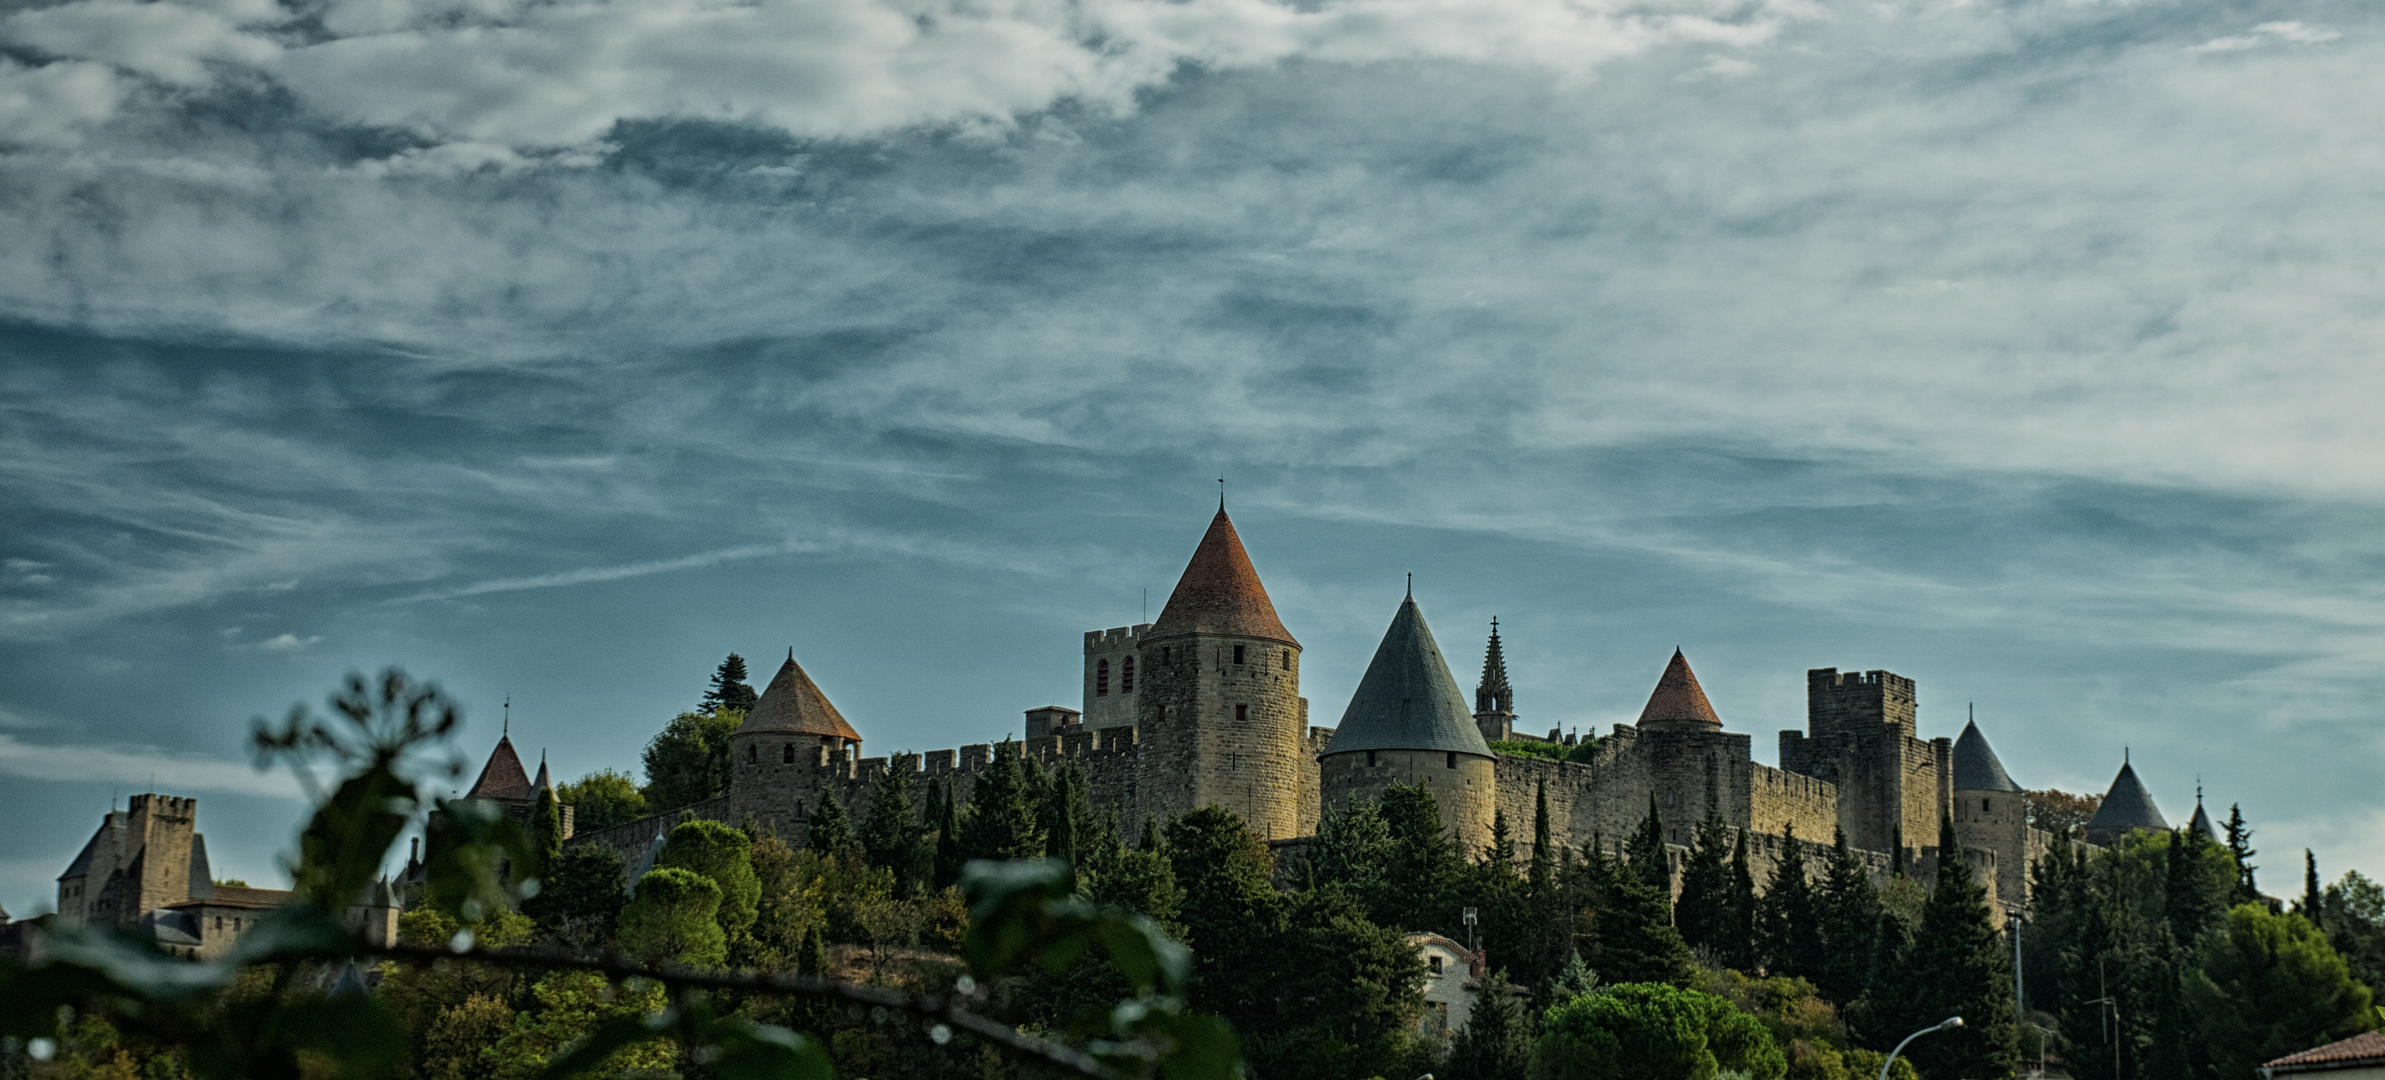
[804,790,856,857]
[1380,783,1463,932]
[1720,828,1760,972]
[933,779,965,887]
[2304,850,2324,919]
[1815,826,1883,1007]
[1674,809,1734,960]
[1626,794,1671,903]
[1529,781,1554,895]
[957,739,1045,863]
[1487,806,1515,866]
[1760,825,1823,981]
[1043,759,1093,866]
[2223,803,2260,905]
[530,785,565,860]
[1879,817,2017,1079]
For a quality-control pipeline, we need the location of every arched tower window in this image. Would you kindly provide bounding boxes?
[1121,656,1134,692]
[1096,659,1110,696]
[1281,651,1290,670]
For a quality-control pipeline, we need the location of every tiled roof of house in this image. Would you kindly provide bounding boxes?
[468,736,534,802]
[1324,595,1494,759]
[738,654,862,742]
[1636,650,1723,728]
[1953,720,2023,793]
[2265,1030,2385,1073]
[1145,510,1296,646]
[168,885,290,911]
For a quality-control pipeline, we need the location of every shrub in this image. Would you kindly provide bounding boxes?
[1533,982,1785,1080]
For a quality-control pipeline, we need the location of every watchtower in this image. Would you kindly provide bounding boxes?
[1134,508,1310,840]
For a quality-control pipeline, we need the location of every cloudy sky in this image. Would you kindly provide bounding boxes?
[4,0,2383,915]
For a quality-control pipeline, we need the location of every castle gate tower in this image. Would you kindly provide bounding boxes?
[730,652,863,842]
[1319,592,1498,851]
[1134,508,1308,840]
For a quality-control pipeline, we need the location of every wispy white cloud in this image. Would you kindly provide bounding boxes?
[2190,21,2340,53]
[0,733,302,799]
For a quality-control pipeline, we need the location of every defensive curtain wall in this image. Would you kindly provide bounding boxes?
[560,505,2088,921]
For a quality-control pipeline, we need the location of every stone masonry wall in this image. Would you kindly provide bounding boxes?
[1749,764,1838,842]
[1320,749,1498,852]
[1083,625,1148,730]
[1135,633,1307,841]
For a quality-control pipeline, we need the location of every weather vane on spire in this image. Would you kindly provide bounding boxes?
[502,696,510,738]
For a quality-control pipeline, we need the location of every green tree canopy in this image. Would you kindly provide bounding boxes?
[1532,981,1786,1080]
[1378,783,1464,933]
[522,843,627,946]
[530,785,565,859]
[958,740,1045,863]
[2186,904,2377,1079]
[1869,818,2016,1079]
[617,866,728,967]
[1249,886,1429,1080]
[656,817,760,938]
[703,652,759,713]
[858,759,932,895]
[1675,810,1736,962]
[1310,795,1395,910]
[1759,826,1822,983]
[1589,845,1697,988]
[1166,806,1287,1026]
[805,788,857,858]
[1446,970,1532,1080]
[556,768,647,832]
[641,708,740,812]
[1814,827,1883,1008]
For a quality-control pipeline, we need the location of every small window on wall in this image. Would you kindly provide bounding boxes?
[1097,659,1110,697]
[1281,651,1291,671]
[1236,704,1248,723]
[1429,955,1444,975]
[1367,750,1379,768]
[1164,647,1173,664]
[1122,656,1135,692]
[784,744,795,764]
[748,744,757,763]
[1447,751,1457,769]
[1983,798,1991,812]
[1233,645,1245,664]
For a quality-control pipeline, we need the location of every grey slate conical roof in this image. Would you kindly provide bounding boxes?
[2085,760,2167,843]
[2189,797,2218,840]
[1952,720,2022,793]
[1322,595,1494,759]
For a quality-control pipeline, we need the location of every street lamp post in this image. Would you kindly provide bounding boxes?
[1880,1016,1964,1080]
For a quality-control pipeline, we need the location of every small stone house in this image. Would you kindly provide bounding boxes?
[1408,933,1485,1037]
[2263,1031,2385,1079]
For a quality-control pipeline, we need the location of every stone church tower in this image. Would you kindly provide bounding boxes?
[1134,507,1310,840]
[1319,592,1498,851]
[1472,619,1517,743]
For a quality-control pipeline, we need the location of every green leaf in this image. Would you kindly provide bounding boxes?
[426,796,540,923]
[290,763,415,909]
[707,1018,835,1080]
[533,1010,678,1080]
[280,996,410,1080]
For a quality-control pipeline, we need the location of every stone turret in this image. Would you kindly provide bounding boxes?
[1473,620,1517,743]
[1321,593,1498,850]
[1950,718,2031,909]
[2084,755,2167,847]
[730,652,863,841]
[2187,786,2219,841]
[1135,507,1310,840]
[1637,649,1723,730]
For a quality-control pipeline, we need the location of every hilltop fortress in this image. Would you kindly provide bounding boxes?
[544,505,2188,920]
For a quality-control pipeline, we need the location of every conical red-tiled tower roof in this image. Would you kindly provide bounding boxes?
[1636,649,1723,728]
[738,653,862,742]
[468,736,534,801]
[1146,509,1297,646]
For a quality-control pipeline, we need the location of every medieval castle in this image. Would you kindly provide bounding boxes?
[42,504,2197,952]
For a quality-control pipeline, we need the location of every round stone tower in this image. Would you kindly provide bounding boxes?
[1949,716,2030,911]
[1135,507,1308,841]
[728,651,862,842]
[1317,592,1498,852]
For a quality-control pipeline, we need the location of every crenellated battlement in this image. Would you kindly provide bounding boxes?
[1084,625,1148,653]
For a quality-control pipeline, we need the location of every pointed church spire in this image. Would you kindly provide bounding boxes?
[1146,508,1296,645]
[467,733,533,802]
[1476,618,1513,716]
[533,750,551,792]
[1636,649,1723,728]
[1952,719,2021,792]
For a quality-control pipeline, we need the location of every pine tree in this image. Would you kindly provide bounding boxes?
[1380,783,1464,932]
[2224,803,2260,906]
[957,739,1044,863]
[1674,809,1734,960]
[2165,827,2228,945]
[805,789,856,857]
[1444,970,1531,1080]
[1814,826,1883,1008]
[859,758,931,896]
[1589,838,1697,987]
[1760,825,1823,981]
[702,653,758,713]
[1877,817,2017,1079]
[1311,796,1395,911]
[1552,949,1602,1001]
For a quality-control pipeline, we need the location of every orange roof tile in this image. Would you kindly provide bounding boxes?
[1636,649,1723,728]
[1146,509,1297,646]
[2265,1030,2385,1072]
